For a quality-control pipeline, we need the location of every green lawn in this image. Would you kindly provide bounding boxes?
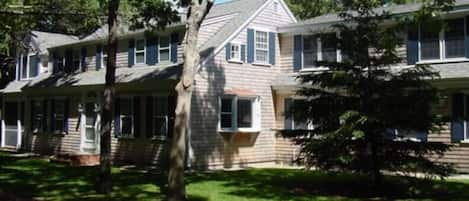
[0,152,469,201]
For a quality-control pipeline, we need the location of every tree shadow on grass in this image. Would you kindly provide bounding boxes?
[187,168,469,201]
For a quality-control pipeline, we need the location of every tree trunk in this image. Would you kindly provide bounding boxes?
[96,0,119,194]
[167,1,213,201]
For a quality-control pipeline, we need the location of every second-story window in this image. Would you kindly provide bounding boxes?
[321,33,338,62]
[255,31,269,63]
[18,54,39,80]
[21,56,27,79]
[230,43,241,61]
[159,36,170,62]
[301,33,340,69]
[135,39,145,64]
[102,46,108,68]
[303,36,318,68]
[419,18,466,61]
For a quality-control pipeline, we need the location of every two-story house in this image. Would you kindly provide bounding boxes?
[0,0,298,169]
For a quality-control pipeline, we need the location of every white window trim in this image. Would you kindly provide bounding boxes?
[218,95,261,133]
[118,96,134,138]
[135,38,146,64]
[254,30,269,64]
[287,98,314,130]
[301,32,341,70]
[158,36,171,63]
[228,42,242,63]
[417,17,467,63]
[19,53,39,80]
[151,95,170,139]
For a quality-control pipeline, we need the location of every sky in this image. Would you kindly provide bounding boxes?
[215,0,233,4]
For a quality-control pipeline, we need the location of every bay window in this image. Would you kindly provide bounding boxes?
[219,96,260,131]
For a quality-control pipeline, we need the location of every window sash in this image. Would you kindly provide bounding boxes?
[230,44,241,60]
[52,100,66,133]
[120,115,134,137]
[135,39,145,64]
[255,31,269,63]
[159,36,171,62]
[219,97,257,130]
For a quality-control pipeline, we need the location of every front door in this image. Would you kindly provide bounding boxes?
[3,102,19,148]
[81,101,100,153]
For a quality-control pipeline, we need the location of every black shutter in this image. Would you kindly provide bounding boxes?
[284,98,293,130]
[407,29,419,65]
[146,96,154,138]
[50,99,55,133]
[293,35,303,72]
[225,43,231,61]
[146,34,158,65]
[133,96,141,138]
[247,29,255,63]
[96,45,102,70]
[168,96,177,138]
[81,47,87,72]
[63,99,69,134]
[170,33,178,63]
[42,99,48,132]
[241,44,246,62]
[452,93,465,143]
[114,97,121,137]
[269,32,276,65]
[30,100,35,132]
[128,39,135,67]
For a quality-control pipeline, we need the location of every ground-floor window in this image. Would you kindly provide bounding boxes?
[30,100,46,133]
[219,96,260,131]
[117,97,134,138]
[451,93,469,142]
[284,98,311,130]
[146,96,176,139]
[51,99,68,134]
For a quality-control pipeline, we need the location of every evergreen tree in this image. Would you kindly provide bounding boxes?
[284,0,455,187]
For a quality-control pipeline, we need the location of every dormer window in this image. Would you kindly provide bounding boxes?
[18,53,39,80]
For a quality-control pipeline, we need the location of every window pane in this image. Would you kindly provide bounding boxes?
[237,99,252,128]
[445,19,465,58]
[160,50,170,61]
[321,34,337,62]
[136,52,145,64]
[420,29,440,60]
[120,98,132,115]
[121,116,133,135]
[85,127,96,140]
[231,45,240,60]
[256,31,268,49]
[221,114,232,128]
[256,50,268,63]
[221,98,232,113]
[136,39,145,51]
[153,117,167,136]
[160,36,170,48]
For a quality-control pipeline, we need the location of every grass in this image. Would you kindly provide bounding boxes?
[1,152,469,201]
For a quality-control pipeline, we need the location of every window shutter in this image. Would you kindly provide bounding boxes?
[114,97,121,137]
[128,39,135,67]
[284,98,293,130]
[416,131,428,142]
[50,99,55,132]
[452,93,465,143]
[407,29,419,65]
[65,49,73,73]
[146,96,154,138]
[293,35,303,72]
[133,96,141,138]
[30,100,35,131]
[146,34,158,65]
[269,32,276,65]
[241,44,246,62]
[168,96,177,138]
[52,52,59,74]
[466,16,469,58]
[96,45,102,70]
[247,29,255,63]
[225,43,231,61]
[171,33,178,63]
[81,47,87,72]
[16,56,20,80]
[63,99,69,134]
[42,99,48,132]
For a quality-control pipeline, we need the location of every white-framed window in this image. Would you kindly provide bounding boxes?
[56,54,65,72]
[159,36,171,62]
[119,97,134,138]
[72,51,80,71]
[302,33,340,69]
[452,94,469,142]
[52,99,67,134]
[31,100,44,133]
[135,38,145,64]
[255,31,269,63]
[102,46,108,68]
[230,43,241,61]
[284,98,313,130]
[18,53,39,80]
[152,96,169,138]
[219,96,261,132]
[419,18,466,62]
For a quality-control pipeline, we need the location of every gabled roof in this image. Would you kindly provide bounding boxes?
[279,0,469,33]
[28,31,78,54]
